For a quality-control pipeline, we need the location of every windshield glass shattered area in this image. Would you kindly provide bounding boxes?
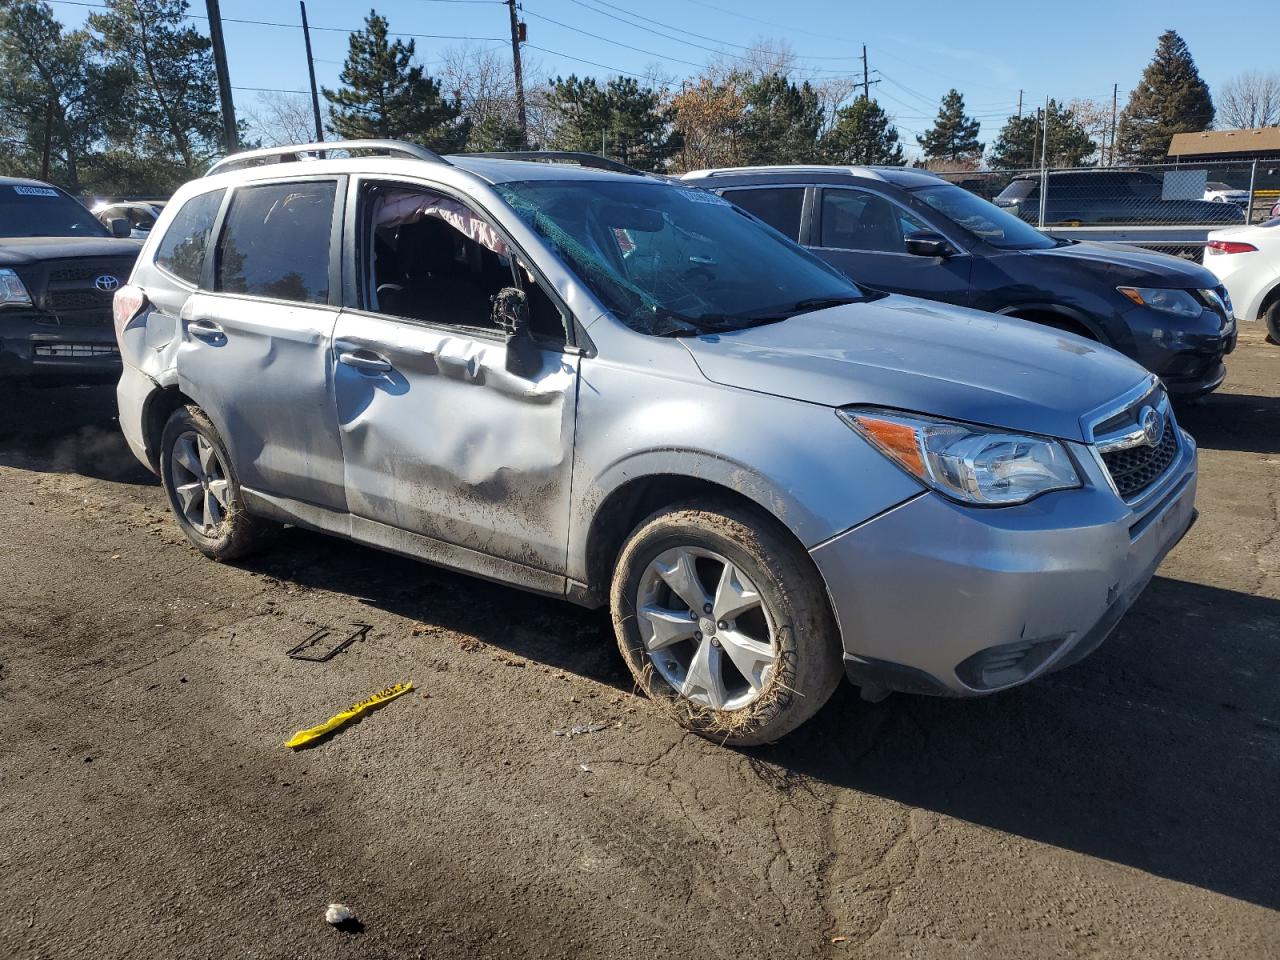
[494,179,866,336]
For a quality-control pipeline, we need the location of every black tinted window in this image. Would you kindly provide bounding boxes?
[820,188,926,252]
[720,187,803,240]
[216,181,336,303]
[0,183,108,238]
[155,189,224,284]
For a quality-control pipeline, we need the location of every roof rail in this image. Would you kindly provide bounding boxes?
[205,139,449,177]
[453,151,644,176]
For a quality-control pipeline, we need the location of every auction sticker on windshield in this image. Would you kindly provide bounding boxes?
[681,188,729,204]
[13,186,59,198]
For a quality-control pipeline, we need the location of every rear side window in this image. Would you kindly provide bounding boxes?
[720,187,804,240]
[155,189,225,285]
[996,180,1038,201]
[215,181,336,304]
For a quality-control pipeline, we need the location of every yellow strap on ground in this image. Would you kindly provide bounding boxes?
[284,682,414,749]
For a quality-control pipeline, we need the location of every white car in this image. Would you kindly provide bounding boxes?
[1204,218,1280,341]
[1203,181,1249,208]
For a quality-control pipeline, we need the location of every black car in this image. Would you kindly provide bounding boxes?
[681,165,1237,398]
[993,170,1245,227]
[0,176,140,381]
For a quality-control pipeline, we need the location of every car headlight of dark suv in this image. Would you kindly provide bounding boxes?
[0,268,33,307]
[1116,286,1203,318]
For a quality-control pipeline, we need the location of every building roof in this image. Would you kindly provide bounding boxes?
[1168,127,1280,157]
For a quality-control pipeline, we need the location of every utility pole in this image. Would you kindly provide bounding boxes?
[861,44,869,100]
[1038,94,1050,228]
[205,0,238,154]
[300,2,324,143]
[1016,89,1022,118]
[39,100,52,183]
[506,0,528,147]
[1108,83,1118,167]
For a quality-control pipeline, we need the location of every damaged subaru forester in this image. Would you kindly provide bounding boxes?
[114,141,1198,745]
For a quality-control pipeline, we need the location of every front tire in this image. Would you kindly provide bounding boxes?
[159,404,278,560]
[610,500,843,746]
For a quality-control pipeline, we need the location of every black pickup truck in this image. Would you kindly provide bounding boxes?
[994,170,1247,227]
[0,176,141,381]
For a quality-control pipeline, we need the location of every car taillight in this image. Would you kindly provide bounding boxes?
[112,284,148,340]
[1206,240,1258,255]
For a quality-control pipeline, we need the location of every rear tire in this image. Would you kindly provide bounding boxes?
[1264,300,1280,345]
[159,404,278,560]
[610,500,843,746]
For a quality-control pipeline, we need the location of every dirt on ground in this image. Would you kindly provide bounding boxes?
[1,330,1278,960]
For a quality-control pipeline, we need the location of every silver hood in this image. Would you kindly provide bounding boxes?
[680,295,1150,442]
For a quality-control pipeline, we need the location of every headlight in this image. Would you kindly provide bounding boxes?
[840,408,1081,506]
[1116,286,1202,318]
[0,268,33,306]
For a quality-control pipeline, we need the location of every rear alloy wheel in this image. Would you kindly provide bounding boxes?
[159,404,278,561]
[611,501,843,745]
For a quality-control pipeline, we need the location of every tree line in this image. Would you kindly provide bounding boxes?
[2,1,1275,197]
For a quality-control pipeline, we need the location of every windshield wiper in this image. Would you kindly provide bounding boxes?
[789,295,865,312]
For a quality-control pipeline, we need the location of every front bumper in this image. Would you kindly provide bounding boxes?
[810,431,1198,697]
[0,311,121,380]
[1124,305,1235,399]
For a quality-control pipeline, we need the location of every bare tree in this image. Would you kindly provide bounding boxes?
[1066,97,1113,164]
[1218,71,1280,129]
[243,91,317,147]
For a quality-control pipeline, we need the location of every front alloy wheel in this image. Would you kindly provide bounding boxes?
[611,500,844,745]
[637,547,777,711]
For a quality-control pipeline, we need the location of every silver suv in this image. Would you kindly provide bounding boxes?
[113,141,1199,745]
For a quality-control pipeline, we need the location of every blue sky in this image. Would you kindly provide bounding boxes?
[50,0,1277,154]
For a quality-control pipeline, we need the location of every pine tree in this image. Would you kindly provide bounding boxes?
[323,10,467,150]
[544,75,679,172]
[1116,30,1213,163]
[916,89,982,164]
[821,96,903,165]
[89,0,221,172]
[738,73,822,165]
[989,100,1096,169]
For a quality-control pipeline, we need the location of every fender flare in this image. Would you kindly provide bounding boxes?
[994,302,1107,342]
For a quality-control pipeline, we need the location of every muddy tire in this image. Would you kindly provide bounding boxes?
[610,500,843,746]
[159,404,278,561]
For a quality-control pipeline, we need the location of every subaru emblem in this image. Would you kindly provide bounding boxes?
[95,275,119,292]
[1139,406,1163,448]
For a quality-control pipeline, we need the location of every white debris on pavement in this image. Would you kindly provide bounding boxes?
[325,903,355,926]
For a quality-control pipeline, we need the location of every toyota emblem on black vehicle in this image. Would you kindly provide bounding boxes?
[95,275,119,292]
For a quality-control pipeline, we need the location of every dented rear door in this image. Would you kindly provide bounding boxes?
[176,176,348,510]
[329,312,580,575]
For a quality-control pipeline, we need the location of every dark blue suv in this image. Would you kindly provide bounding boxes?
[681,166,1237,398]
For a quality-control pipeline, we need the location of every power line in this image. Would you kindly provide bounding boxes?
[563,0,862,62]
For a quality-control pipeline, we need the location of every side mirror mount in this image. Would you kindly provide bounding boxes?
[904,231,955,258]
[109,217,131,238]
[492,287,540,377]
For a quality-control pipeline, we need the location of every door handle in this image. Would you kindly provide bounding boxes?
[188,318,224,341]
[338,350,393,375]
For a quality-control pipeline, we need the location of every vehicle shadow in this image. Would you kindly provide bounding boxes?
[752,575,1280,911]
[1178,391,1280,455]
[0,383,155,485]
[241,526,629,691]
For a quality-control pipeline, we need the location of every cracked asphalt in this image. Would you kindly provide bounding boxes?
[1,328,1277,959]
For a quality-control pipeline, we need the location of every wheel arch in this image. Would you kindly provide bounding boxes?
[1256,278,1280,322]
[996,303,1104,342]
[574,470,828,611]
[141,384,198,473]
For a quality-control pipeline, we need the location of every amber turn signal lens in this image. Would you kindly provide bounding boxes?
[847,414,926,477]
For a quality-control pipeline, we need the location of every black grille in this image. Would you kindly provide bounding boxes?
[1102,416,1178,499]
[47,263,121,283]
[49,289,113,312]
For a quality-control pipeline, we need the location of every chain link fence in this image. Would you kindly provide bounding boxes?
[935,160,1280,262]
